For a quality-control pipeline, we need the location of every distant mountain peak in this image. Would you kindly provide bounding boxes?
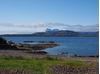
[46,28,60,32]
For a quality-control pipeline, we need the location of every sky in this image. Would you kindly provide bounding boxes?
[0,0,99,34]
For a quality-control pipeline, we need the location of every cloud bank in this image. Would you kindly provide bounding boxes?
[0,23,98,34]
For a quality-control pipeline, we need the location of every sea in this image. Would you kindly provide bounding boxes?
[2,36,99,56]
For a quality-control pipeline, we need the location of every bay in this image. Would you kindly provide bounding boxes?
[2,36,99,56]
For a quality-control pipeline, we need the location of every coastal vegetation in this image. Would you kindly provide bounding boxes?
[0,37,8,44]
[0,56,98,74]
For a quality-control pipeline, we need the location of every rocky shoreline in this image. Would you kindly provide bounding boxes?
[0,37,60,56]
[0,37,99,74]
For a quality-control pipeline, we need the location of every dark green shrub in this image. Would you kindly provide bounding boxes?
[0,37,7,44]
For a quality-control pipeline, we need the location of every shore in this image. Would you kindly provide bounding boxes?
[0,45,98,74]
[0,42,59,59]
[0,38,99,74]
[0,50,98,74]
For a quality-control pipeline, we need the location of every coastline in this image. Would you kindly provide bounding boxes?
[0,37,98,74]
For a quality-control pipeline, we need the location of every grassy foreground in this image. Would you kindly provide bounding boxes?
[0,56,98,74]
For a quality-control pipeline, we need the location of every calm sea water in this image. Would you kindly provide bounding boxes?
[2,36,99,56]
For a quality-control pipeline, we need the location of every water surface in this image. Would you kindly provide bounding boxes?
[3,36,99,56]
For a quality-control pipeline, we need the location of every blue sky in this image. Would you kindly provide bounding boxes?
[0,0,99,34]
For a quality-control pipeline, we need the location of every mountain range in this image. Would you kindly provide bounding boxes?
[1,28,98,37]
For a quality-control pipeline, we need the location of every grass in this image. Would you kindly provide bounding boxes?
[0,56,92,74]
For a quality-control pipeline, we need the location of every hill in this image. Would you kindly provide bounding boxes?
[0,29,98,37]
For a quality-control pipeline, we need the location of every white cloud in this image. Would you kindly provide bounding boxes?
[0,23,99,34]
